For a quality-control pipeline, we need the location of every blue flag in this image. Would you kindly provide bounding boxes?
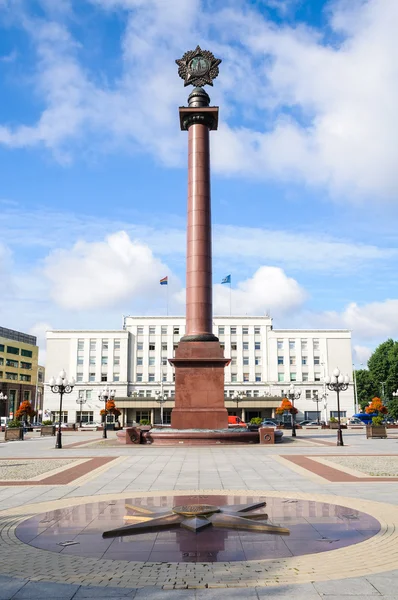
[221,274,231,284]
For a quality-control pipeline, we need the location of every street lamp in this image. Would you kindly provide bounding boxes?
[98,387,115,439]
[312,391,321,424]
[0,392,7,416]
[48,370,75,449]
[233,391,245,418]
[76,395,87,428]
[324,367,350,446]
[288,384,301,438]
[155,387,167,426]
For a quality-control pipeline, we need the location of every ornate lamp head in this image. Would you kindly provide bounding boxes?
[176,46,221,87]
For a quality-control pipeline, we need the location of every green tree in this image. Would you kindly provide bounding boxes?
[367,339,398,403]
[355,369,378,410]
[387,397,398,421]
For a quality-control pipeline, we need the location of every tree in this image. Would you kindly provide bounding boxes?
[356,369,378,410]
[387,397,398,421]
[367,339,398,402]
[15,401,35,422]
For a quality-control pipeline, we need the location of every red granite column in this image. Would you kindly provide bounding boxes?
[186,122,212,337]
[170,87,229,429]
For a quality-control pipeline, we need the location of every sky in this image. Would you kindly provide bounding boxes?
[0,0,398,366]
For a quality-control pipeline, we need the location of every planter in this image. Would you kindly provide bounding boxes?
[366,425,387,439]
[41,425,56,437]
[5,427,24,441]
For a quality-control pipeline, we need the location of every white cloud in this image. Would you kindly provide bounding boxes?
[353,344,372,366]
[29,321,52,364]
[0,0,396,200]
[42,230,172,310]
[213,265,306,316]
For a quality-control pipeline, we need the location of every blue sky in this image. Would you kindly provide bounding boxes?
[0,0,398,364]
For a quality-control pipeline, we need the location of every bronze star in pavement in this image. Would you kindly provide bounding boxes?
[176,46,222,87]
[102,501,290,538]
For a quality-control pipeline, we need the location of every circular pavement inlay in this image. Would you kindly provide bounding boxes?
[16,494,380,563]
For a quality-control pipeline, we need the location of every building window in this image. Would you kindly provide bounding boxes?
[20,361,32,370]
[314,373,321,381]
[172,373,176,382]
[220,342,225,349]
[231,343,237,351]
[243,342,249,350]
[255,342,261,350]
[277,356,284,365]
[231,327,237,334]
[114,357,120,366]
[89,357,95,365]
[255,373,261,382]
[101,374,107,382]
[89,372,95,382]
[137,357,143,366]
[23,391,30,401]
[0,358,3,366]
[305,390,312,399]
[136,390,144,397]
[149,357,155,366]
[161,358,168,366]
[78,411,94,423]
[313,339,320,350]
[301,340,307,350]
[173,327,180,335]
[218,326,225,335]
[289,356,296,366]
[302,356,307,365]
[162,372,167,382]
[76,373,83,382]
[77,357,84,366]
[255,357,261,366]
[7,346,19,355]
[330,411,346,418]
[149,327,156,334]
[231,373,237,382]
[6,372,17,380]
[78,390,84,399]
[77,339,84,350]
[6,359,18,368]
[86,390,92,400]
[243,373,249,382]
[113,375,120,382]
[314,356,320,365]
[0,344,4,352]
[114,339,120,350]
[90,340,96,351]
[290,373,296,381]
[103,341,109,352]
[137,327,144,335]
[302,373,309,382]
[21,349,32,358]
[278,373,284,382]
[149,373,155,382]
[149,344,155,351]
[161,343,167,351]
[137,343,143,351]
[161,326,167,334]
[254,327,261,334]
[53,411,68,423]
[289,340,295,350]
[101,357,108,366]
[242,327,249,335]
[20,374,31,382]
[242,357,249,366]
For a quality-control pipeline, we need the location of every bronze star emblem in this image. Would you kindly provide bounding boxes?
[102,501,290,538]
[176,46,222,87]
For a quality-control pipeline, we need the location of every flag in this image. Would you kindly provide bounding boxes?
[160,276,168,285]
[221,274,231,284]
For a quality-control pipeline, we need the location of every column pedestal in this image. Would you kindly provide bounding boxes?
[169,342,229,429]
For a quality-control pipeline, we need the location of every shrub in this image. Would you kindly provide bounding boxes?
[372,415,384,426]
[7,419,21,428]
[42,420,53,426]
[330,416,337,423]
[250,417,262,425]
[139,419,151,426]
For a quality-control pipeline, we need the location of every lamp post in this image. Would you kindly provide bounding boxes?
[324,367,350,446]
[155,386,167,426]
[0,392,7,417]
[76,396,87,428]
[48,370,75,449]
[288,384,300,437]
[98,387,115,439]
[233,391,245,419]
[312,391,321,424]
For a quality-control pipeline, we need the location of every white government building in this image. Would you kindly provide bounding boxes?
[43,316,355,426]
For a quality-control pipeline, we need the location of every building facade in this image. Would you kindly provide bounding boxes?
[44,316,354,425]
[0,327,40,418]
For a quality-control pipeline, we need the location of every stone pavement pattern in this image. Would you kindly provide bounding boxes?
[1,430,398,599]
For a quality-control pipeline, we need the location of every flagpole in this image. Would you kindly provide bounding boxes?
[166,283,169,316]
[229,279,232,316]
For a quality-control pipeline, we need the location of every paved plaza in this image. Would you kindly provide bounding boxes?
[1,429,398,599]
